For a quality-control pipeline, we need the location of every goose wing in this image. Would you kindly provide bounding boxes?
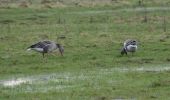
[124,39,136,47]
[29,41,47,49]
[29,40,54,48]
[41,40,53,45]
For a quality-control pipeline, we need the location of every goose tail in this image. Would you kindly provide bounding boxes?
[27,48,32,51]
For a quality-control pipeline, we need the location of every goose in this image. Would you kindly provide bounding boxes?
[121,39,137,55]
[27,40,64,58]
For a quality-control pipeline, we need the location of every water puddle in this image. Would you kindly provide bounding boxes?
[0,78,31,87]
[67,7,170,15]
[101,66,170,73]
[1,66,170,89]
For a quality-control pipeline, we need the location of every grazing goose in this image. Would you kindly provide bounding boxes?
[27,40,64,57]
[121,39,137,55]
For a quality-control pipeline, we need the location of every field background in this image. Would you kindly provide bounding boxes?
[0,0,170,100]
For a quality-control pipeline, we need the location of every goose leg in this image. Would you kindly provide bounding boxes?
[42,53,45,58]
[125,51,127,55]
[42,53,48,63]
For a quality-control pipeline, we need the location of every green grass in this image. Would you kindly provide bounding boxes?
[1,1,170,100]
[0,0,170,8]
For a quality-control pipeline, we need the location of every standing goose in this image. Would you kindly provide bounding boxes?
[121,39,137,55]
[27,40,64,58]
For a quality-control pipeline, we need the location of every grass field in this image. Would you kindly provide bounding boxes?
[0,0,170,100]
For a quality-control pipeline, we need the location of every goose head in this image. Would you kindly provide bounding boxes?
[56,43,64,56]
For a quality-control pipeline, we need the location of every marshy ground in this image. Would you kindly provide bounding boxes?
[0,0,170,100]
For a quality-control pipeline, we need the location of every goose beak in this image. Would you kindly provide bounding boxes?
[60,51,63,56]
[121,48,127,55]
[56,43,64,56]
[59,48,63,56]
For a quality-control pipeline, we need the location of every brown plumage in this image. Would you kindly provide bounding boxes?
[27,40,64,57]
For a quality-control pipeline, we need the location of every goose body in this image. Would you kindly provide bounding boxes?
[27,40,64,57]
[121,39,137,55]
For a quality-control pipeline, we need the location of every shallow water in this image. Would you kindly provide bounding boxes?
[67,7,170,15]
[0,66,170,90]
[0,78,30,87]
